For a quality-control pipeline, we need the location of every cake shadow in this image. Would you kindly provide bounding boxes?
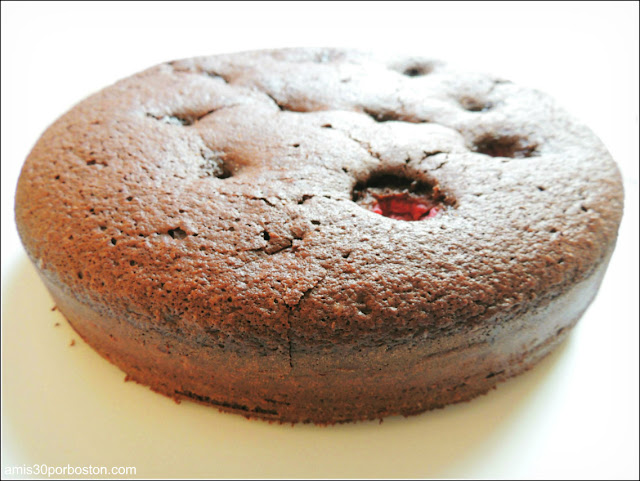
[2,253,570,478]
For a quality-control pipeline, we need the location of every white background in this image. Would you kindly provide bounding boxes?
[2,2,638,479]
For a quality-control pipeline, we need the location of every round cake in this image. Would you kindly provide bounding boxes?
[15,48,623,424]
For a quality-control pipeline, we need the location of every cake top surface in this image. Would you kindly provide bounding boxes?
[16,48,623,349]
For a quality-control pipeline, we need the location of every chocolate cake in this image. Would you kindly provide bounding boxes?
[15,48,624,423]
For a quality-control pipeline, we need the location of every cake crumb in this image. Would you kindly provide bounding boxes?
[54,322,60,327]
[69,339,75,346]
[51,305,58,311]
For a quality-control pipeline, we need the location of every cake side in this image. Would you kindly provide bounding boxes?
[34,243,614,423]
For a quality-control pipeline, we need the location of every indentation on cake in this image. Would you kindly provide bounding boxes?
[459,96,493,112]
[167,61,231,84]
[199,149,232,179]
[202,70,229,83]
[473,134,537,158]
[352,173,450,221]
[146,109,219,126]
[85,157,108,167]
[362,107,404,123]
[297,194,314,205]
[263,92,310,112]
[401,63,434,77]
[167,227,187,240]
[146,112,194,126]
[362,107,426,124]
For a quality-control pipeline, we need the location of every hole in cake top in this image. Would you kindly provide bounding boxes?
[203,70,229,83]
[168,227,187,239]
[402,63,433,77]
[199,150,233,179]
[460,97,493,112]
[473,134,537,158]
[363,107,404,123]
[146,108,219,127]
[147,113,194,126]
[363,107,426,124]
[298,194,313,205]
[352,173,449,221]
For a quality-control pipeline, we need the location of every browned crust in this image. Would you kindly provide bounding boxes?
[38,247,612,423]
[15,48,624,423]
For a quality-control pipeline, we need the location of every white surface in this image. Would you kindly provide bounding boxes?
[2,2,638,479]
